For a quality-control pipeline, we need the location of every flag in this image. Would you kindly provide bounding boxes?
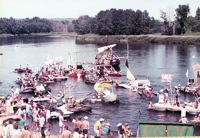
[125,58,128,68]
[186,69,188,78]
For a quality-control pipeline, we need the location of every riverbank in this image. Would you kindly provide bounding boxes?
[1,32,200,45]
[63,33,200,45]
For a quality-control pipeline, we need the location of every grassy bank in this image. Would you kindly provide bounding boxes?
[66,33,200,45]
[1,32,200,45]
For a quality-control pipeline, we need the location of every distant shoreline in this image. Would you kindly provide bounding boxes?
[1,32,200,45]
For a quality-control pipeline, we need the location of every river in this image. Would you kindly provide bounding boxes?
[0,35,200,136]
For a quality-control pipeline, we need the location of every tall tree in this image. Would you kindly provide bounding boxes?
[195,7,200,20]
[175,4,190,34]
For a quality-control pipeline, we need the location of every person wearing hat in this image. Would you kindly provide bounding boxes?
[74,116,82,134]
[82,116,90,138]
[61,125,72,138]
[173,86,180,107]
[18,114,26,129]
[164,84,170,104]
[117,123,126,138]
[94,118,104,136]
[101,123,113,138]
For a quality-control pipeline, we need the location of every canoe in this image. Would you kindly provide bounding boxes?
[54,76,68,81]
[68,104,92,113]
[20,88,34,93]
[14,68,32,73]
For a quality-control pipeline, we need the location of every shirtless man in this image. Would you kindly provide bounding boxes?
[32,105,39,130]
[21,125,32,138]
[61,125,72,138]
[82,116,90,138]
[179,116,188,123]
[74,116,82,134]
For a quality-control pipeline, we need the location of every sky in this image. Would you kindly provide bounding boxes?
[0,0,199,20]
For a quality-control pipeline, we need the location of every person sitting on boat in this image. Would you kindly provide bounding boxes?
[173,86,180,107]
[148,101,154,110]
[179,116,188,123]
[194,115,199,120]
[56,94,63,107]
[164,84,170,104]
[71,95,76,106]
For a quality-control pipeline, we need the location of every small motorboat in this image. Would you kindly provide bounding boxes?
[14,68,32,73]
[20,88,34,93]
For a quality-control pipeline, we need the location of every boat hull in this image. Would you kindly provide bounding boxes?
[103,93,117,102]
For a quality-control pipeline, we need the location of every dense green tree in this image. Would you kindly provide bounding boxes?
[195,7,200,20]
[175,4,190,34]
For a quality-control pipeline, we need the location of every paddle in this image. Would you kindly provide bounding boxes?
[86,92,93,97]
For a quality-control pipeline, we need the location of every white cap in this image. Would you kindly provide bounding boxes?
[106,123,110,126]
[93,96,95,99]
[178,84,181,86]
[69,96,72,98]
[100,118,104,122]
[84,116,88,120]
[117,123,122,127]
[175,86,178,89]
[72,119,76,123]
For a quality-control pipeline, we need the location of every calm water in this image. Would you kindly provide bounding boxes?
[0,35,200,136]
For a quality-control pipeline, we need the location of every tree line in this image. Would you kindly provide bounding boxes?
[0,5,200,35]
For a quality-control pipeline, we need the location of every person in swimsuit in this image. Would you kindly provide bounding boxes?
[21,125,32,138]
[74,116,82,134]
[148,101,155,110]
[61,125,72,138]
[117,123,127,138]
[59,111,67,134]
[82,116,90,138]
[164,84,170,104]
[173,86,180,106]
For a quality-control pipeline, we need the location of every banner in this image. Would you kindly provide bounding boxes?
[139,122,194,137]
[192,63,200,86]
[161,74,173,82]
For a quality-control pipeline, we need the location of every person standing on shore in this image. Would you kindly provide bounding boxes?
[101,123,113,138]
[61,125,72,138]
[94,118,104,137]
[82,116,90,138]
[59,111,67,134]
[74,116,82,134]
[117,123,127,138]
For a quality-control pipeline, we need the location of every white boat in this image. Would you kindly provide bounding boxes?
[117,59,151,91]
[95,44,120,66]
[94,83,118,103]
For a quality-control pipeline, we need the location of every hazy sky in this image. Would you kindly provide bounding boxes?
[0,0,199,20]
